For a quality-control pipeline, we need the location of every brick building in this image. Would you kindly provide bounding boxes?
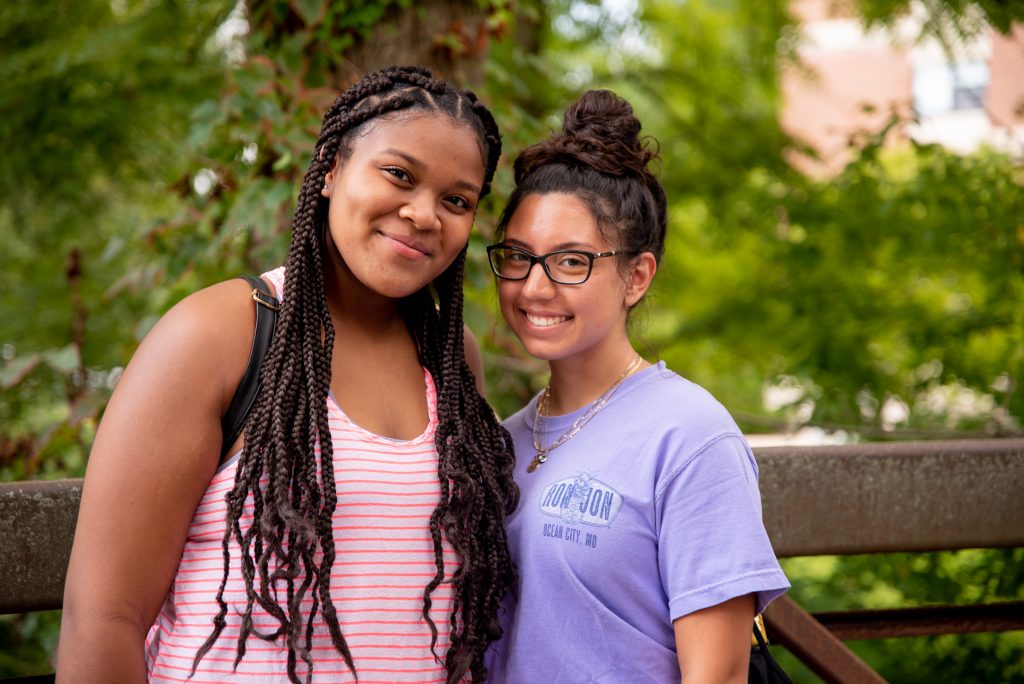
[781,0,1024,174]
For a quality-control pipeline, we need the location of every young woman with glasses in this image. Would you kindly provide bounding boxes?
[483,89,789,683]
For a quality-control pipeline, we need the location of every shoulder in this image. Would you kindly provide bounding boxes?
[624,363,742,437]
[151,278,257,351]
[132,277,265,410]
[619,364,756,480]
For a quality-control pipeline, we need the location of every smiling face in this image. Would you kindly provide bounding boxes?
[497,192,654,368]
[321,112,486,301]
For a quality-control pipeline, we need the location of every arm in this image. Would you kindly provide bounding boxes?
[674,593,755,684]
[463,323,487,397]
[56,279,256,683]
[655,430,788,683]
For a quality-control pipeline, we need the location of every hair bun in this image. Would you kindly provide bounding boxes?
[562,89,639,141]
[514,89,655,182]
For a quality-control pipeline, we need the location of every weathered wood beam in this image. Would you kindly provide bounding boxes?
[757,439,1024,557]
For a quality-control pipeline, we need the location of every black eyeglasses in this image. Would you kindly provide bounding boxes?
[486,244,628,285]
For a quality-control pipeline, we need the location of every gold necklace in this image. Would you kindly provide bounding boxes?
[528,355,643,473]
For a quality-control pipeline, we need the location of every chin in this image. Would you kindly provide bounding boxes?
[362,269,441,300]
[381,282,432,299]
[518,339,570,363]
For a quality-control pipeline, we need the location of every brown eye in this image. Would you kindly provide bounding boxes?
[556,254,589,269]
[383,166,412,183]
[445,195,471,211]
[506,250,531,264]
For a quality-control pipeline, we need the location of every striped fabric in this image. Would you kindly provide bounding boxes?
[145,268,458,683]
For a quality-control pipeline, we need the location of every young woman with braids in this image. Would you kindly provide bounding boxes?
[483,90,789,683]
[57,66,517,684]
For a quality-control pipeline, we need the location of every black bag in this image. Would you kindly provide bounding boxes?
[749,616,793,684]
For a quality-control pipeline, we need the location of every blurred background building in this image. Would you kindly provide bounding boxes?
[782,0,1024,174]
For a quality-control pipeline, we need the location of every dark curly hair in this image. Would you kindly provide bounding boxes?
[193,66,518,684]
[497,89,667,291]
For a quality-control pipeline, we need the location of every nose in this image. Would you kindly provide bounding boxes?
[520,259,555,299]
[398,192,440,231]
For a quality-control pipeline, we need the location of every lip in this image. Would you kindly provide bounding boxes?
[380,230,432,261]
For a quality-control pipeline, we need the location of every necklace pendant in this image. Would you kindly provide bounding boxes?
[527,452,548,473]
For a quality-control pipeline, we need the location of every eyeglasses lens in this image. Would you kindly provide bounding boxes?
[490,248,593,285]
[544,253,591,284]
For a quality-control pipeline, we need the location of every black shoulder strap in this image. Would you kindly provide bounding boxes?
[220,275,279,459]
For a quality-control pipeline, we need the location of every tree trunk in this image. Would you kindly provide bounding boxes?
[247,0,494,89]
[335,0,491,87]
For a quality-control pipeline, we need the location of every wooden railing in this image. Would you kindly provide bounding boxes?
[2,438,1023,682]
[756,439,1024,682]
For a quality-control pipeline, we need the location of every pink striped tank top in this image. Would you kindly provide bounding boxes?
[145,267,460,683]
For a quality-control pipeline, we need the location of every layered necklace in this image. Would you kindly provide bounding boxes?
[528,354,644,473]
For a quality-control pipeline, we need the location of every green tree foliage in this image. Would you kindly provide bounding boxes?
[0,0,235,480]
[762,139,1023,433]
[0,2,235,674]
[855,0,1024,37]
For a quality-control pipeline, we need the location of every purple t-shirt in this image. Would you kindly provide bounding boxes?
[486,362,789,683]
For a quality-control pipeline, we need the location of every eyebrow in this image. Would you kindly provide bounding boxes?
[503,238,599,252]
[380,148,482,196]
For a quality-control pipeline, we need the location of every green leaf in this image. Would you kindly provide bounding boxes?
[0,353,41,389]
[291,0,326,27]
[42,345,79,374]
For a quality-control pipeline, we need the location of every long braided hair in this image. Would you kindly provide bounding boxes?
[193,66,518,684]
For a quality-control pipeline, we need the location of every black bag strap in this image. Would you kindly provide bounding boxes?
[751,614,794,683]
[753,616,770,650]
[220,275,279,459]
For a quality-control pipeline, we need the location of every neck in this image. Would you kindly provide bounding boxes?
[322,241,403,335]
[545,342,644,415]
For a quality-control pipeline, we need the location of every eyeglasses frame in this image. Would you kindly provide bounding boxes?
[486,243,630,285]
